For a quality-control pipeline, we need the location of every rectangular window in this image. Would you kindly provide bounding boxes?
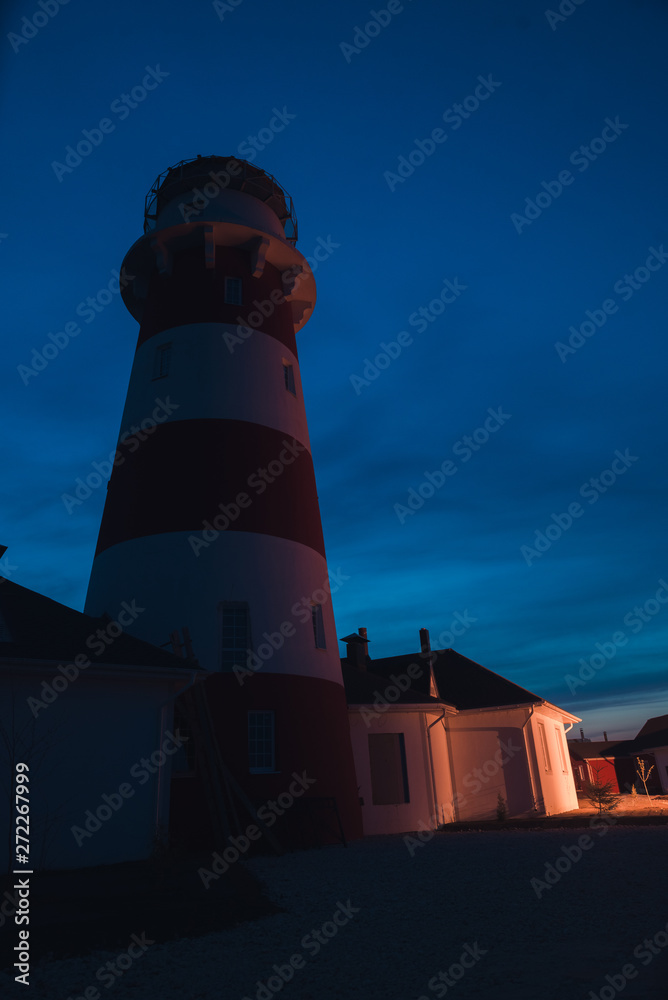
[555,726,568,772]
[225,277,243,305]
[248,711,275,773]
[221,602,251,671]
[152,342,172,380]
[283,362,296,395]
[368,733,410,805]
[537,721,552,772]
[311,603,326,649]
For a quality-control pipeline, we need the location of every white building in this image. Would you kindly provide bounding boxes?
[0,577,583,870]
[0,578,198,871]
[342,629,580,835]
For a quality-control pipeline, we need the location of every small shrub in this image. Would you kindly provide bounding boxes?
[496,793,508,822]
[584,774,620,815]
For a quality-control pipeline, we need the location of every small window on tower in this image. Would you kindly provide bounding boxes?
[283,362,296,395]
[248,710,275,773]
[221,602,251,671]
[225,277,243,305]
[152,342,172,380]
[311,603,326,649]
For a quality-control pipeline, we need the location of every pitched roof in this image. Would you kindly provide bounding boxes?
[632,714,668,751]
[358,647,543,711]
[341,662,442,707]
[568,740,635,760]
[0,578,191,670]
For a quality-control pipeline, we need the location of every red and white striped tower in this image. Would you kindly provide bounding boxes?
[85,155,362,841]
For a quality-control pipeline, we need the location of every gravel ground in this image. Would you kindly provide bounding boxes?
[3,827,668,1000]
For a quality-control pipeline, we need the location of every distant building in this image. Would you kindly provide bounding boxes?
[568,740,633,794]
[568,722,666,795]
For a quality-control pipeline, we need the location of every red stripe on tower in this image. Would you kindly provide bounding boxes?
[136,247,299,354]
[94,419,325,557]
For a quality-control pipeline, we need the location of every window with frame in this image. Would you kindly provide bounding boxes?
[311,603,326,649]
[225,277,243,305]
[221,602,251,671]
[248,710,275,773]
[368,733,410,805]
[555,726,568,772]
[152,342,172,380]
[283,362,296,395]
[537,721,552,772]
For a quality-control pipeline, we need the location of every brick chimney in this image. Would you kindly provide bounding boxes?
[340,629,370,670]
[419,627,430,654]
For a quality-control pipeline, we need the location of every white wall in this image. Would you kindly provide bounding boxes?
[528,708,579,815]
[0,662,190,871]
[347,703,580,831]
[117,323,311,449]
[447,707,535,821]
[86,532,345,682]
[426,713,456,825]
[348,709,452,836]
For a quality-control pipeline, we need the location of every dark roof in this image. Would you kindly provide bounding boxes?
[0,578,192,670]
[357,648,543,711]
[568,740,635,760]
[341,662,441,707]
[632,714,668,751]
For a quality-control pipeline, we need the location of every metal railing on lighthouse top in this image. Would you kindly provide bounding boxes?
[143,154,298,244]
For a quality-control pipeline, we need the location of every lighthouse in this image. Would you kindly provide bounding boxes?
[85,155,362,843]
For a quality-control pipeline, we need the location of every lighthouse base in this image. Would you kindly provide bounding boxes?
[169,672,363,853]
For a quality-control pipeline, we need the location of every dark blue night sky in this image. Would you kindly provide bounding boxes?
[1,0,667,739]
